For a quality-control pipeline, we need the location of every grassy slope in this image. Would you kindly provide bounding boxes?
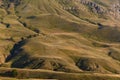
[0,67,120,80]
[0,0,120,79]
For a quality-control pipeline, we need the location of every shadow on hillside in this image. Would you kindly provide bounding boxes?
[5,40,26,62]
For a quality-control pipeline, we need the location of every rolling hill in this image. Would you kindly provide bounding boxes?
[0,0,120,80]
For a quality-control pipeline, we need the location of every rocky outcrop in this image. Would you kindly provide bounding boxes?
[109,3,120,19]
[79,0,105,14]
[62,0,106,14]
[1,0,21,8]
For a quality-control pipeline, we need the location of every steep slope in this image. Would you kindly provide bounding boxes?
[0,0,120,80]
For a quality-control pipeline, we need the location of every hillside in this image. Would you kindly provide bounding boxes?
[0,0,120,80]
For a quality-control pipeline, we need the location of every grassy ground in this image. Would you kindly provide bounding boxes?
[0,68,120,80]
[0,0,120,80]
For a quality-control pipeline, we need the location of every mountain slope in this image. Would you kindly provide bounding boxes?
[0,0,120,79]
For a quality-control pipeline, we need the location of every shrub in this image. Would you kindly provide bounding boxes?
[11,69,18,77]
[34,28,40,33]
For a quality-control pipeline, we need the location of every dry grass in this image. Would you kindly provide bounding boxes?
[0,0,120,80]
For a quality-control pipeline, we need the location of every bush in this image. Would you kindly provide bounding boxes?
[34,28,40,33]
[11,69,18,77]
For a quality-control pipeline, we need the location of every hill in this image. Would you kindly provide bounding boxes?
[0,0,120,80]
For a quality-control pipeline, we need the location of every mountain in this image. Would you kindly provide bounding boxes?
[0,0,120,80]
